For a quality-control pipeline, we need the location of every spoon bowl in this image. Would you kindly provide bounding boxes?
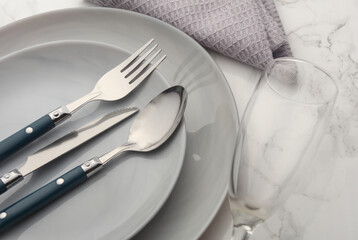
[99,85,187,164]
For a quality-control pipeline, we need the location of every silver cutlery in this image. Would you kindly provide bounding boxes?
[0,107,139,195]
[0,85,187,232]
[0,39,166,162]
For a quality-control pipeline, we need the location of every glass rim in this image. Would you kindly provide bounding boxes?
[263,57,339,105]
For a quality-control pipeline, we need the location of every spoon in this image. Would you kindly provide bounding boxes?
[0,85,187,232]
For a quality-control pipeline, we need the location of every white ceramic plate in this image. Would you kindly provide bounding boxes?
[0,8,239,240]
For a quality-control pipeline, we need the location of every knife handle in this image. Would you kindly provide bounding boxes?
[0,169,24,195]
[0,107,71,162]
[0,158,102,232]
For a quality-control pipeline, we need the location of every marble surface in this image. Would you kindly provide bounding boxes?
[0,0,357,239]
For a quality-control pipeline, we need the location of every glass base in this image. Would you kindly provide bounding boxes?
[231,225,254,240]
[230,205,263,227]
[229,198,263,240]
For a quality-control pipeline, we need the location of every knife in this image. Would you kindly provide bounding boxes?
[0,107,138,195]
[0,38,165,163]
[0,85,187,233]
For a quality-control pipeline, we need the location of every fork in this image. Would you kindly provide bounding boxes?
[0,39,166,162]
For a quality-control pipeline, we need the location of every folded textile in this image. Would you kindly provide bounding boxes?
[87,0,292,69]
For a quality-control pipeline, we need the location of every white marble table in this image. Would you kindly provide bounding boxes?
[0,0,357,239]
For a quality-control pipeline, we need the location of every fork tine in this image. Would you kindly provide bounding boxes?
[129,55,167,89]
[126,49,162,83]
[122,44,158,77]
[125,49,162,83]
[117,38,154,70]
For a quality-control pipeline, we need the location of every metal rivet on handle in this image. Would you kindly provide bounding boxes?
[53,111,60,118]
[0,212,7,219]
[56,178,64,185]
[25,127,33,134]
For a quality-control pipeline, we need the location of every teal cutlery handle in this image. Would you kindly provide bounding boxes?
[0,166,87,232]
[0,180,7,195]
[0,115,55,162]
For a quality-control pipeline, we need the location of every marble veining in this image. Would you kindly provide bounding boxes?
[252,0,358,239]
[0,0,357,239]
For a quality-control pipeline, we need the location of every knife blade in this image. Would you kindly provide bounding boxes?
[0,85,186,233]
[0,107,138,195]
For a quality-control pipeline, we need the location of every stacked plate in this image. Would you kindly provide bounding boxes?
[0,8,239,239]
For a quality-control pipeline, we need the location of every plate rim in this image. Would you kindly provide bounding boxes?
[0,7,240,239]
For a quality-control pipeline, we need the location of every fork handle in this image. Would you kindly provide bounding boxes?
[0,107,71,162]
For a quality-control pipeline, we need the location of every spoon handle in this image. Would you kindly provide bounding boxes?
[0,158,102,232]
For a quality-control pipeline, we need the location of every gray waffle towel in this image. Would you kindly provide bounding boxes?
[88,0,291,69]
